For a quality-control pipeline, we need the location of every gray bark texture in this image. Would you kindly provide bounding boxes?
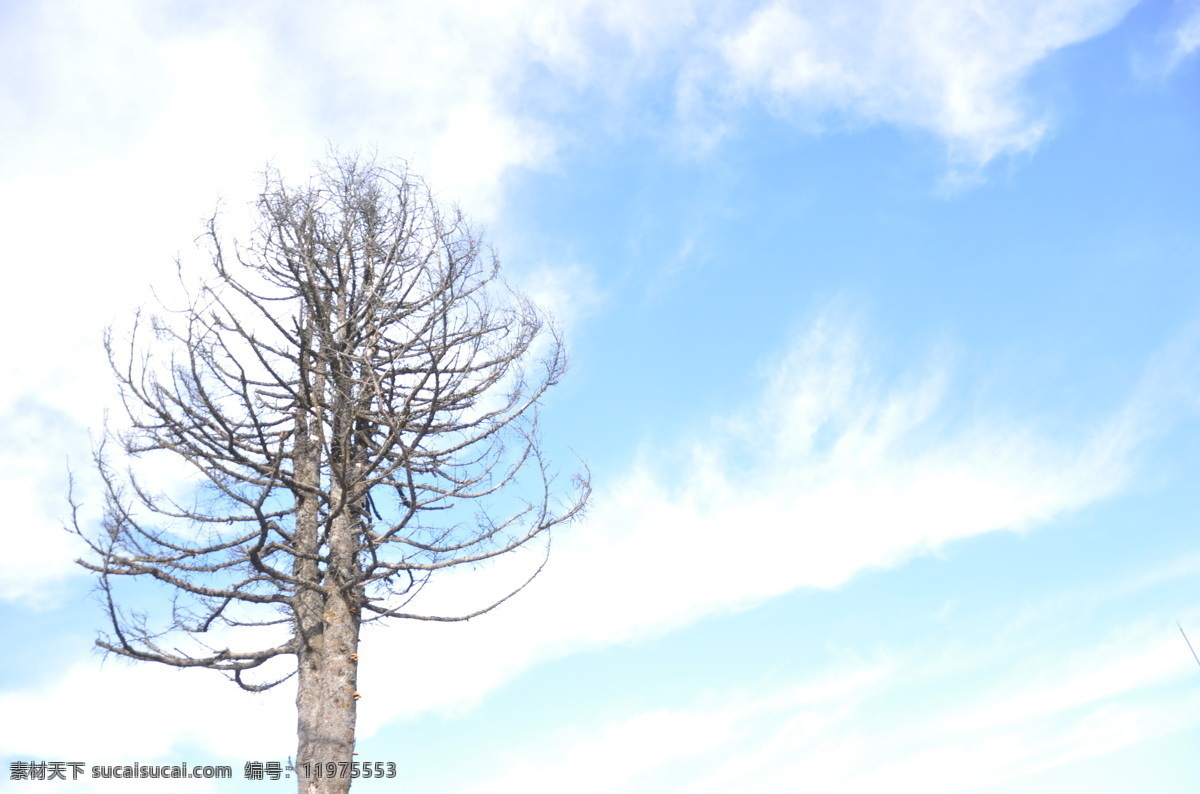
[71,154,590,794]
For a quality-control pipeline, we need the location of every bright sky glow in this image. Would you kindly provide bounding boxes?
[2,1,1199,791]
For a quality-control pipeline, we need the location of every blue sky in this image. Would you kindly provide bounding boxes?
[2,0,1199,791]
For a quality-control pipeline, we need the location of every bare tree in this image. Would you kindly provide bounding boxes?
[71,154,589,794]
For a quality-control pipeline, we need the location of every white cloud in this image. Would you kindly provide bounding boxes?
[1173,2,1200,65]
[0,658,290,759]
[238,0,573,215]
[0,399,92,604]
[821,623,1200,794]
[1,307,1192,788]
[433,616,1200,794]
[447,662,891,794]
[0,2,633,607]
[1,0,1140,225]
[3,280,1188,747]
[517,261,607,336]
[0,0,595,605]
[0,656,293,793]
[714,0,1139,173]
[0,0,1184,773]
[1140,0,1200,76]
[346,305,1172,728]
[0,2,1154,570]
[8,578,1195,793]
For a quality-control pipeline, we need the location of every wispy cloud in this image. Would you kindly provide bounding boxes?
[2,304,1192,785]
[518,261,607,336]
[0,0,1146,512]
[1,0,1142,213]
[434,612,1200,794]
[447,662,893,794]
[348,304,1169,726]
[0,0,1152,507]
[713,0,1139,177]
[0,655,293,793]
[1140,0,1200,76]
[1171,2,1200,66]
[0,657,289,760]
[0,4,1188,783]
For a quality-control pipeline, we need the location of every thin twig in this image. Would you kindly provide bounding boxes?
[1178,621,1200,669]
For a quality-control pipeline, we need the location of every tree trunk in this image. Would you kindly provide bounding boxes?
[292,328,363,794]
[295,587,360,794]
